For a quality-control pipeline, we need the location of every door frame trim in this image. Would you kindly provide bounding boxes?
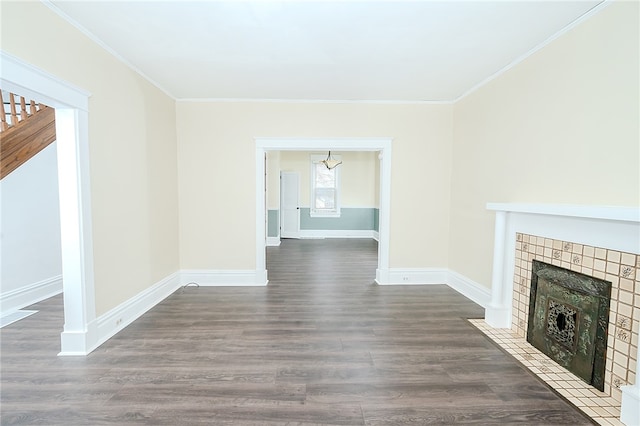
[255,138,392,284]
[1,51,97,355]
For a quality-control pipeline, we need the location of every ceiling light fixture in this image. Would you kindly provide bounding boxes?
[321,151,342,170]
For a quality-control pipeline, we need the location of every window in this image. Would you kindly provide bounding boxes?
[310,154,341,217]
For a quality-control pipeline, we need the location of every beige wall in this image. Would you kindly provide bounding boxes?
[279,151,378,208]
[450,1,640,288]
[1,2,180,316]
[176,102,453,270]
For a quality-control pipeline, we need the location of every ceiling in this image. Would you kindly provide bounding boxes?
[47,1,604,102]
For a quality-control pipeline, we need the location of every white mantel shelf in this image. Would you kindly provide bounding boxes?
[485,201,640,324]
[487,203,640,223]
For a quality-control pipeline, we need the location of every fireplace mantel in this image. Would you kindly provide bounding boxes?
[487,203,639,223]
[486,203,640,426]
[486,203,639,327]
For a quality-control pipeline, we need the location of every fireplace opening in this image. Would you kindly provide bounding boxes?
[527,260,611,391]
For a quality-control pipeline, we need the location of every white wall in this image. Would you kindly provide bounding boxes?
[1,142,62,311]
[450,1,639,289]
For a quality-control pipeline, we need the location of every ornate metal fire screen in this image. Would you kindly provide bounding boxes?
[527,260,611,391]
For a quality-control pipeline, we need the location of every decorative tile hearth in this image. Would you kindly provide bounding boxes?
[471,319,625,426]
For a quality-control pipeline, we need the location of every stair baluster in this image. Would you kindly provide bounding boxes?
[0,90,7,131]
[20,96,27,121]
[8,92,18,126]
[0,89,56,179]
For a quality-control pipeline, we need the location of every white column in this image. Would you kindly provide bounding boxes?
[255,147,268,285]
[375,148,391,284]
[485,211,511,327]
[56,109,97,355]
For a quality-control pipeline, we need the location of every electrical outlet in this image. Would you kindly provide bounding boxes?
[403,276,409,281]
[116,318,122,326]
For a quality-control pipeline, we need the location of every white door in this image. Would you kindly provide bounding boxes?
[280,171,300,238]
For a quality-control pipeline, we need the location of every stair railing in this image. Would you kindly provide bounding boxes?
[1,89,45,132]
[1,89,56,179]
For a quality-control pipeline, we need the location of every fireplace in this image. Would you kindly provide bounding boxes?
[526,260,611,391]
[510,233,636,401]
[482,203,639,426]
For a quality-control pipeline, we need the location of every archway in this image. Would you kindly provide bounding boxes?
[255,138,392,284]
[1,52,96,355]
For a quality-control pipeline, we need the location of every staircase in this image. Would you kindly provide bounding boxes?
[0,90,56,180]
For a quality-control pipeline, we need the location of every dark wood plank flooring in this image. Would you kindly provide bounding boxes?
[1,239,593,425]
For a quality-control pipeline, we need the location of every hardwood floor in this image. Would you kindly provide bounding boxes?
[1,239,594,425]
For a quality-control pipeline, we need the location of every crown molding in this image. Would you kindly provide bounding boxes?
[176,97,454,105]
[453,0,611,103]
[40,0,177,100]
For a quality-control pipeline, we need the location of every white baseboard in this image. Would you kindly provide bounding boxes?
[0,275,63,316]
[267,237,281,246]
[180,269,268,286]
[89,272,182,354]
[375,268,491,308]
[59,326,97,357]
[447,271,491,309]
[299,230,377,239]
[377,268,448,285]
[373,231,379,241]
